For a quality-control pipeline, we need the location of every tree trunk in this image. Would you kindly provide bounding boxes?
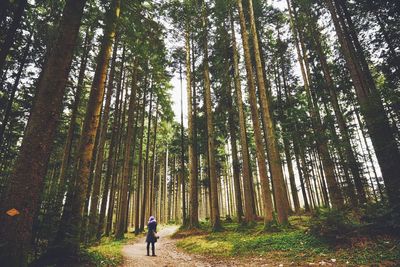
[115,64,138,239]
[247,0,289,224]
[97,56,124,240]
[179,59,186,225]
[186,28,199,228]
[236,0,274,225]
[325,0,400,210]
[88,38,121,241]
[0,1,86,264]
[55,29,91,220]
[55,0,120,254]
[288,0,344,208]
[0,33,31,148]
[0,0,28,75]
[149,102,159,217]
[140,89,153,231]
[135,88,147,234]
[229,11,256,223]
[307,12,366,204]
[201,1,221,230]
[275,43,300,214]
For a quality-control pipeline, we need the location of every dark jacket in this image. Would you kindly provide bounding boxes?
[146,220,157,243]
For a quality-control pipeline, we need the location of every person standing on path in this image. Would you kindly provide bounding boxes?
[146,216,158,256]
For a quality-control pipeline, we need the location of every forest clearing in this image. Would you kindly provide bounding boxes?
[0,0,399,266]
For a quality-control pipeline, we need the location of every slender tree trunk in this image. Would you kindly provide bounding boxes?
[288,0,344,208]
[115,64,138,239]
[55,29,91,220]
[227,89,244,222]
[0,34,31,148]
[201,1,221,230]
[0,0,28,75]
[186,28,199,228]
[281,64,310,212]
[325,0,400,210]
[277,50,301,213]
[81,110,104,243]
[247,0,289,224]
[229,11,255,223]
[88,37,121,241]
[293,141,310,211]
[97,59,124,240]
[135,88,147,234]
[149,102,159,217]
[307,13,366,204]
[236,0,274,225]
[179,60,187,225]
[55,0,120,254]
[140,89,153,231]
[109,82,127,235]
[0,1,86,265]
[191,34,200,222]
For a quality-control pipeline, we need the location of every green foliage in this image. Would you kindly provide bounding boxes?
[361,202,400,232]
[308,208,359,242]
[176,218,400,265]
[84,234,137,266]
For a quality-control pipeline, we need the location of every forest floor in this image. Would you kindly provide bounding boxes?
[170,216,400,266]
[117,215,400,266]
[121,225,231,266]
[119,224,327,266]
[120,225,281,266]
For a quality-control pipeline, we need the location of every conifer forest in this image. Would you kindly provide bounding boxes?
[0,0,399,266]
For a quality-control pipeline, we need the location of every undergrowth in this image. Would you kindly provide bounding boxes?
[84,232,138,266]
[175,215,400,265]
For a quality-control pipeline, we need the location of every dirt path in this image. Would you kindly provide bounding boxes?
[121,226,342,266]
[121,225,252,267]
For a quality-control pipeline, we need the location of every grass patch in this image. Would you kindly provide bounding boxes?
[84,232,139,266]
[175,216,400,265]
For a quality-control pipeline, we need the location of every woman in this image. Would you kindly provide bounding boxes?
[146,216,158,256]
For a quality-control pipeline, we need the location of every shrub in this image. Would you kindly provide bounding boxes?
[361,202,400,234]
[308,208,358,242]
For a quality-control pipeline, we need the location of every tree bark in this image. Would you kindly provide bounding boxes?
[135,87,147,234]
[88,37,121,241]
[236,0,274,225]
[0,1,86,265]
[247,0,289,223]
[201,1,221,230]
[55,0,120,254]
[186,28,199,228]
[229,11,256,223]
[115,64,138,239]
[140,89,153,231]
[325,0,400,210]
[97,56,124,240]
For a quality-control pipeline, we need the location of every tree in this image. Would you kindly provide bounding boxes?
[186,23,199,228]
[201,0,221,230]
[115,63,138,239]
[246,0,289,224]
[229,9,256,223]
[236,0,274,225]
[324,0,400,211]
[0,0,87,265]
[55,0,120,254]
